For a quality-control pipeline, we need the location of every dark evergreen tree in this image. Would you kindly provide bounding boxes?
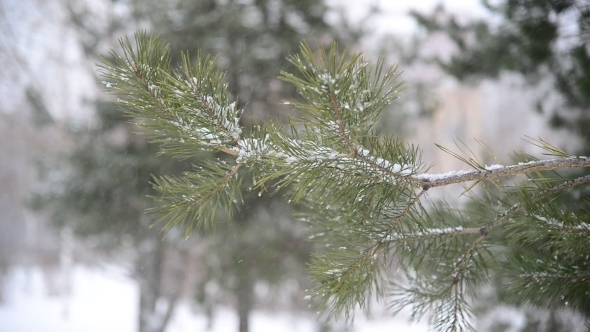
[34,100,191,332]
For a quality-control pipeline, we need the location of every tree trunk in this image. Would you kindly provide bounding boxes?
[155,247,189,332]
[137,230,165,332]
[236,271,252,332]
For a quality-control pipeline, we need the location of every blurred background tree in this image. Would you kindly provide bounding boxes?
[411,0,590,153]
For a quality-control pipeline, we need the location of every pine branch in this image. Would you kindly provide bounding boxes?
[510,255,590,310]
[415,157,590,188]
[148,162,243,234]
[390,174,590,243]
[440,174,590,327]
[454,174,590,279]
[305,186,429,319]
[99,32,243,159]
[100,32,590,332]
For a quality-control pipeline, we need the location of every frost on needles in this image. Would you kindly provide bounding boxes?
[99,31,590,332]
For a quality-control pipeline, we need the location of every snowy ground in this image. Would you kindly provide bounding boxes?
[0,266,428,332]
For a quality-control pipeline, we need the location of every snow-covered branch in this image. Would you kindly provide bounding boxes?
[415,157,590,188]
[101,34,590,332]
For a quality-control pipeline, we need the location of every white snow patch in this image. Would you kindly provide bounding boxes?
[0,266,137,332]
[485,164,504,170]
[413,170,472,181]
[415,226,464,236]
[534,215,590,231]
[389,226,465,240]
[518,160,537,166]
[236,137,274,163]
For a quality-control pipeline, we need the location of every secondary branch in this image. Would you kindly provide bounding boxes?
[416,157,590,188]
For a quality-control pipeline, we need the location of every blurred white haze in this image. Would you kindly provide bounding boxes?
[0,0,580,331]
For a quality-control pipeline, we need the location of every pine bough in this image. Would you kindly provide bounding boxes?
[99,32,590,331]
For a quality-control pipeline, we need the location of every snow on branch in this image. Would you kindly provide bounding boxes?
[414,157,590,188]
[388,226,481,242]
[533,215,590,233]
